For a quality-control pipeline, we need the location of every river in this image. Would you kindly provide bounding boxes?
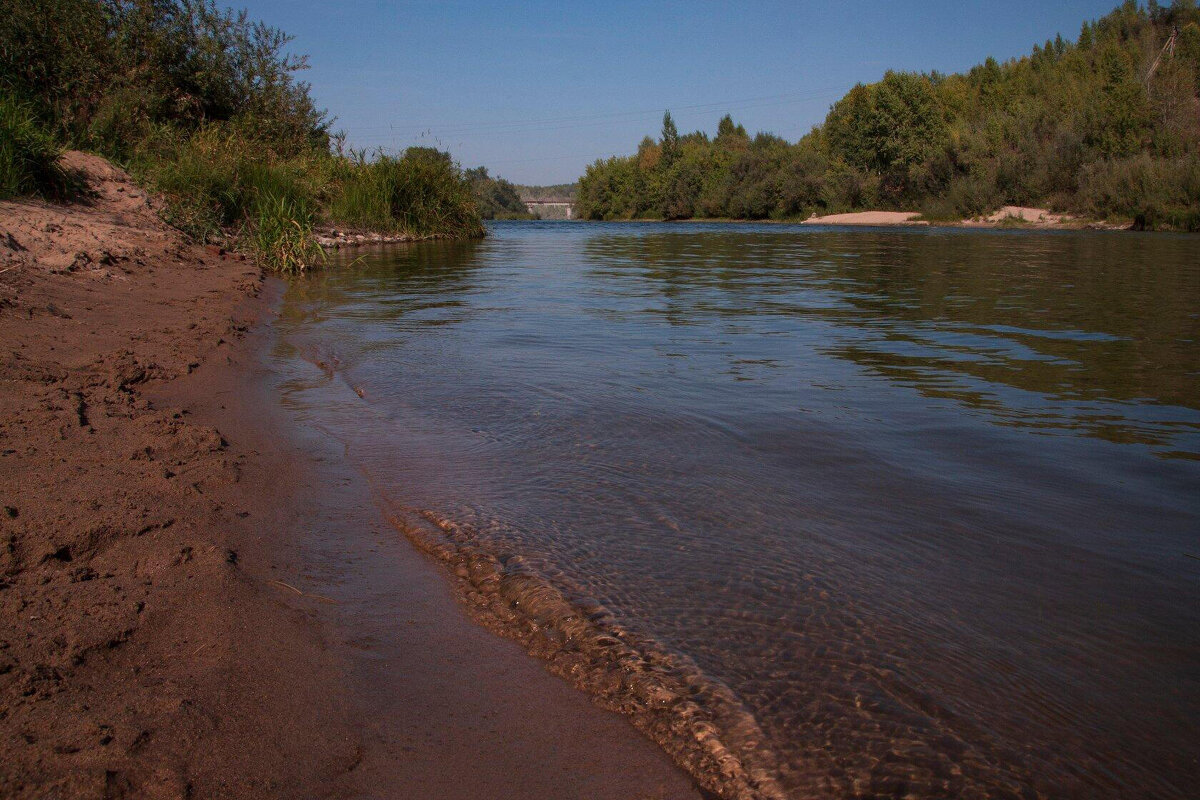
[269,221,1200,799]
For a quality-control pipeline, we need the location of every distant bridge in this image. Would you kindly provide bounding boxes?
[523,199,575,220]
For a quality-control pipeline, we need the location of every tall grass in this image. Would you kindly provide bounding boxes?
[3,104,485,273]
[0,92,79,200]
[137,128,331,270]
[245,191,325,274]
[329,149,485,238]
[132,130,484,271]
[140,128,244,242]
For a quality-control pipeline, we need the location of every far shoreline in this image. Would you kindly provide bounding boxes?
[530,210,1135,232]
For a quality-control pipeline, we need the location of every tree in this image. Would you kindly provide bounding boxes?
[825,72,948,180]
[566,2,1200,229]
[1086,42,1153,157]
[660,110,679,168]
[465,166,529,219]
[715,113,747,142]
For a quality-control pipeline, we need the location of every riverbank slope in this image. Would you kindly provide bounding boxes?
[0,152,364,797]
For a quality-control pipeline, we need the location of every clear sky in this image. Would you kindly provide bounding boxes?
[236,0,1125,184]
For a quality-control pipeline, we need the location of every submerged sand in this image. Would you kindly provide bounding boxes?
[0,154,699,798]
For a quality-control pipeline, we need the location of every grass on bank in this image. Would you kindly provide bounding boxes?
[129,128,485,274]
[3,84,489,277]
[245,191,326,275]
[328,148,486,238]
[0,93,84,201]
[1,99,487,274]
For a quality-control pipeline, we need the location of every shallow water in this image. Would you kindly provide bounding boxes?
[271,221,1200,799]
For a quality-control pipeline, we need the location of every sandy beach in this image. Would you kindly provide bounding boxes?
[0,155,699,799]
[799,208,1101,229]
[800,211,928,226]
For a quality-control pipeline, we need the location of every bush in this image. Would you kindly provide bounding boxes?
[245,191,324,274]
[821,161,879,212]
[1077,154,1200,229]
[329,148,484,238]
[0,92,78,200]
[0,0,328,155]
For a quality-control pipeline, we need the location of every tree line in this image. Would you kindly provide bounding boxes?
[577,1,1200,230]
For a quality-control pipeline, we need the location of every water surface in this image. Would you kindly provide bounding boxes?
[271,221,1200,799]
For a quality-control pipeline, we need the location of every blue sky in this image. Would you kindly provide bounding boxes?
[237,0,1124,184]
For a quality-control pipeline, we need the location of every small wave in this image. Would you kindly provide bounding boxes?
[382,501,790,800]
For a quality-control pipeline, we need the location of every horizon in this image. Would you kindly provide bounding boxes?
[237,0,1126,184]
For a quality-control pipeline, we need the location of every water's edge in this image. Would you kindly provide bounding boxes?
[298,349,785,799]
[383,502,787,800]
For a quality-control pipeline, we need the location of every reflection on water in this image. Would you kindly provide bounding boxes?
[580,229,1200,452]
[272,222,1200,799]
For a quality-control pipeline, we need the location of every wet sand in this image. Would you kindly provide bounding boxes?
[0,155,700,798]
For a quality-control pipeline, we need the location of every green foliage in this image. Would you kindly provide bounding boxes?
[246,191,325,274]
[660,111,680,169]
[136,125,315,241]
[328,148,484,238]
[0,0,109,137]
[716,113,748,141]
[1077,152,1200,228]
[0,0,484,271]
[466,166,532,219]
[826,72,948,181]
[515,182,578,201]
[576,2,1200,229]
[0,91,79,200]
[0,0,328,154]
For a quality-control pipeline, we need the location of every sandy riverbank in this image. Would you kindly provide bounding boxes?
[0,155,699,798]
[800,211,928,226]
[800,207,1114,228]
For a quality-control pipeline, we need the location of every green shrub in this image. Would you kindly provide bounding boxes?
[1077,154,1200,230]
[138,125,321,245]
[329,148,484,238]
[0,92,77,200]
[245,191,325,274]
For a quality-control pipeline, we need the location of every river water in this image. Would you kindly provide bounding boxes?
[270,221,1199,799]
